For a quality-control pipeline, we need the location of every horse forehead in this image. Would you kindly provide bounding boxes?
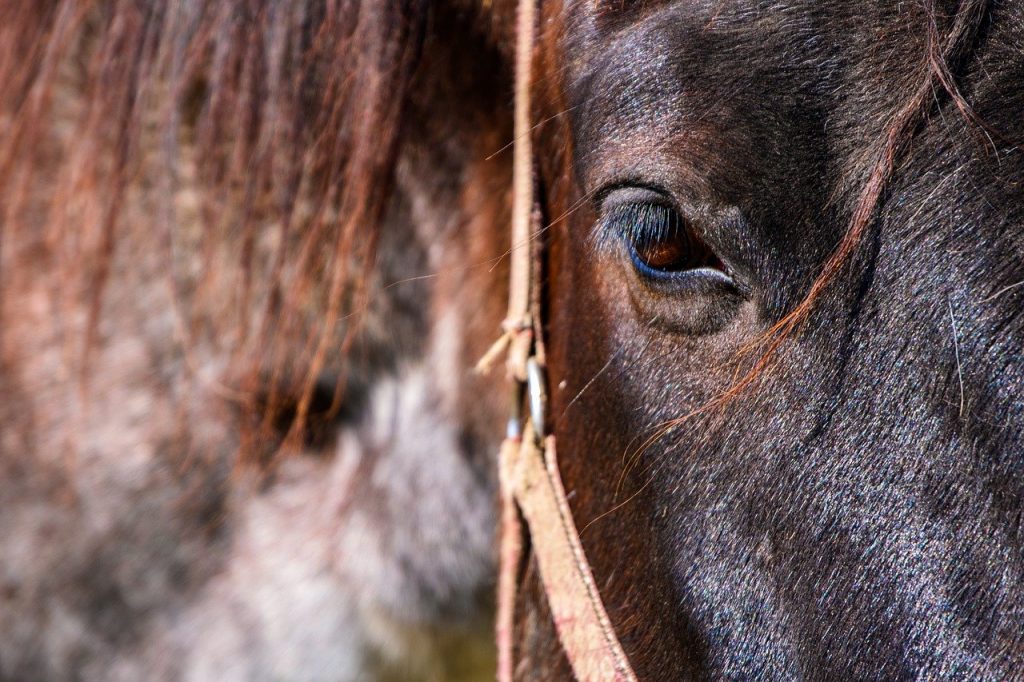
[556,0,847,191]
[559,0,879,77]
[564,0,831,38]
[559,0,838,113]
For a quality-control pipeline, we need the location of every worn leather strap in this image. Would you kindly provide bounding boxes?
[489,0,639,677]
[502,425,638,681]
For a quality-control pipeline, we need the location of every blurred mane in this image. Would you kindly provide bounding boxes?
[0,0,426,451]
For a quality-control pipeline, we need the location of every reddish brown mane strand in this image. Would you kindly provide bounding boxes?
[700,0,992,414]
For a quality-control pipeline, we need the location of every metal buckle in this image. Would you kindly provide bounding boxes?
[506,356,547,442]
[526,356,547,440]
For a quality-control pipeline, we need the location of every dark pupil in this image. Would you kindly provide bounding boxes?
[625,204,718,272]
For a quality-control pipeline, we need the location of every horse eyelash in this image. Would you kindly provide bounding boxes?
[593,201,682,254]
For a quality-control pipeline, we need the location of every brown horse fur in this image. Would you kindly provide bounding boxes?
[0,0,517,678]
[520,0,1024,678]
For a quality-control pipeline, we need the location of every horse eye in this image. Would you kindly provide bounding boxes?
[615,203,721,275]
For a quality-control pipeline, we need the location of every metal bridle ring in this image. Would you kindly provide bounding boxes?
[526,356,547,440]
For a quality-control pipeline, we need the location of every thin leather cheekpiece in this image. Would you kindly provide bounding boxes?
[488,0,639,677]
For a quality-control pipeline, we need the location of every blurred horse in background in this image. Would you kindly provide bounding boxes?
[1,1,513,678]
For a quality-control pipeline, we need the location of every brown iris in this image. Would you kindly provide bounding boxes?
[623,203,721,274]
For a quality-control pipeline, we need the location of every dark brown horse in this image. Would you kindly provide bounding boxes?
[1,0,1022,679]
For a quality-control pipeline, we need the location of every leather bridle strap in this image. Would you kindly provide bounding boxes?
[481,0,639,677]
[499,426,639,681]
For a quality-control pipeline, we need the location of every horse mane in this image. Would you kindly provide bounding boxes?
[0,0,427,451]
